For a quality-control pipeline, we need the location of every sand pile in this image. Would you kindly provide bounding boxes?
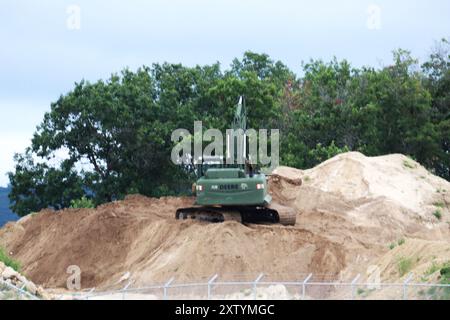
[0,152,449,291]
[273,152,450,243]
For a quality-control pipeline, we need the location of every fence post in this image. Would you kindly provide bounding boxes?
[302,273,313,300]
[121,281,132,300]
[164,277,175,300]
[208,274,218,300]
[351,274,361,300]
[253,273,264,300]
[85,287,96,300]
[403,273,413,300]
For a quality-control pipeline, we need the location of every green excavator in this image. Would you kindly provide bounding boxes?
[175,96,297,226]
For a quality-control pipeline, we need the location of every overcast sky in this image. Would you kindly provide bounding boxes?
[0,0,449,186]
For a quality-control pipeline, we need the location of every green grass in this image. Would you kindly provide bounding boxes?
[440,265,450,279]
[303,176,310,182]
[356,287,376,298]
[0,247,21,272]
[425,261,441,276]
[403,160,416,169]
[388,239,405,250]
[433,202,445,208]
[397,257,413,276]
[0,287,21,300]
[433,210,442,220]
[425,261,450,300]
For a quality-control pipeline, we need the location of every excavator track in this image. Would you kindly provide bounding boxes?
[176,202,296,226]
[268,202,297,226]
[176,207,242,223]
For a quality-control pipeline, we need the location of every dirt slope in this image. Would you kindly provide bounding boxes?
[0,152,449,289]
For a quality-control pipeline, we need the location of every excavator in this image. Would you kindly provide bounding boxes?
[175,96,297,226]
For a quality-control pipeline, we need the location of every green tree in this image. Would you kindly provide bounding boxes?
[281,58,360,168]
[422,39,450,179]
[8,46,450,216]
[8,150,84,216]
[358,49,438,164]
[282,51,439,170]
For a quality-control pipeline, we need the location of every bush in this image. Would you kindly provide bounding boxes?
[426,261,441,275]
[397,257,413,276]
[426,261,450,300]
[433,202,445,208]
[70,196,95,209]
[433,210,442,220]
[307,142,350,167]
[0,247,21,272]
[440,266,450,279]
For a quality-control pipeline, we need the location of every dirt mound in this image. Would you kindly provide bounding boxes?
[0,152,449,290]
[0,196,345,288]
[274,152,450,242]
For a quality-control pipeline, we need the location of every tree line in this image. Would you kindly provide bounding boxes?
[8,39,450,216]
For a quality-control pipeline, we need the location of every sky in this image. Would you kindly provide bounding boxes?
[0,0,449,187]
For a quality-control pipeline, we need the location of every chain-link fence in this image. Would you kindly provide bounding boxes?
[0,278,40,300]
[61,272,450,300]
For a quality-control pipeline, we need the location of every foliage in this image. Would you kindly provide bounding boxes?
[426,261,443,276]
[433,201,445,208]
[433,209,442,220]
[0,247,21,272]
[403,160,416,169]
[70,196,95,209]
[397,257,413,276]
[8,151,84,216]
[424,261,450,300]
